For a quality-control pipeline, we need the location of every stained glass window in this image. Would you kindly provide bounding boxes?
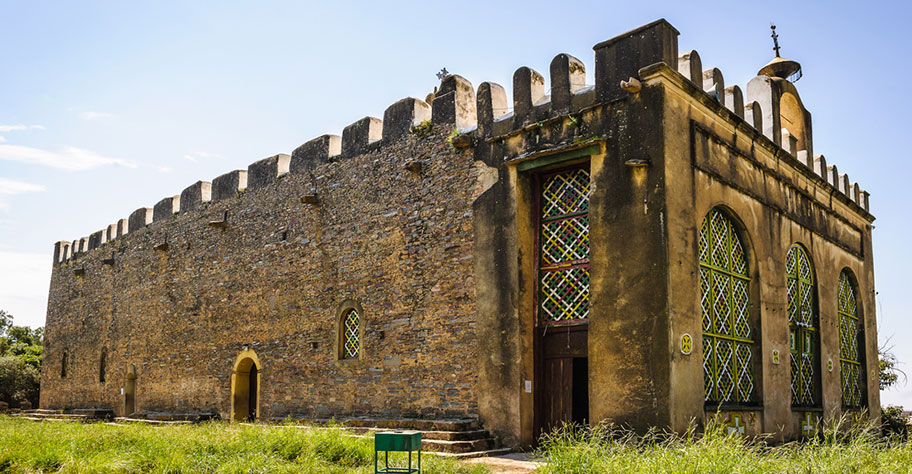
[538,167,590,325]
[699,208,754,404]
[838,271,865,409]
[786,245,819,407]
[341,309,360,359]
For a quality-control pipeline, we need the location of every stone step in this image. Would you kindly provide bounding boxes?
[349,426,490,441]
[141,412,218,422]
[307,417,481,432]
[113,417,193,425]
[18,412,90,420]
[421,437,498,454]
[72,408,115,419]
[433,447,514,459]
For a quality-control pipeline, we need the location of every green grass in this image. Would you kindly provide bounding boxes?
[0,416,489,474]
[536,417,912,474]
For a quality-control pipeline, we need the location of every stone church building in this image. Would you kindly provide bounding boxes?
[41,19,879,447]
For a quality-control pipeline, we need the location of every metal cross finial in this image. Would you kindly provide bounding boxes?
[771,23,781,57]
[436,67,449,80]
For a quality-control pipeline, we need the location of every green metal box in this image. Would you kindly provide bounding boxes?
[375,431,421,474]
[375,431,421,451]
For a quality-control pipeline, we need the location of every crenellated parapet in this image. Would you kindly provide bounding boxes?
[51,18,872,267]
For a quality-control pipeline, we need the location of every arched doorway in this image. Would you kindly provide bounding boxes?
[230,349,262,422]
[124,366,136,416]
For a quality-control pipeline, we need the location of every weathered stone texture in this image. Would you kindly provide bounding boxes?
[41,128,479,420]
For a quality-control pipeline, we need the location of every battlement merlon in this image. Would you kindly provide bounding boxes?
[635,61,872,220]
[51,18,874,266]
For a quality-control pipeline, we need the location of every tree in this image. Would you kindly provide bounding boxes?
[879,340,906,391]
[0,310,11,334]
[0,310,43,407]
[0,356,39,408]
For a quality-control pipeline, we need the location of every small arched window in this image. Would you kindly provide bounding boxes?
[699,208,754,405]
[786,245,819,407]
[99,349,107,383]
[61,351,69,379]
[340,308,361,360]
[838,270,866,409]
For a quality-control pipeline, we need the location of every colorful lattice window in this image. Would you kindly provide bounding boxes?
[699,208,754,405]
[538,167,590,326]
[838,271,865,409]
[786,245,819,407]
[341,309,360,359]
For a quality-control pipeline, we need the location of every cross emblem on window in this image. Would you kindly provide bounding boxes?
[802,412,816,437]
[727,414,746,435]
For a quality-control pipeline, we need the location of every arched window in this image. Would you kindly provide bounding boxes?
[340,308,361,359]
[61,351,69,379]
[699,208,754,405]
[786,245,819,407]
[838,270,866,409]
[99,349,107,383]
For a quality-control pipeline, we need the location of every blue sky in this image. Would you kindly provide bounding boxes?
[0,1,909,407]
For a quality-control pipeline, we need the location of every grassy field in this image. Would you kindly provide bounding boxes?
[535,419,912,474]
[0,416,490,473]
[4,415,912,473]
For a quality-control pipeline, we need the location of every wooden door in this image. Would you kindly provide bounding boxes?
[537,325,588,437]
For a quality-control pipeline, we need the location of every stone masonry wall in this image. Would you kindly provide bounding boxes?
[41,127,481,419]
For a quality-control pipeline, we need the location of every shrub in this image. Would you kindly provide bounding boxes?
[882,405,909,440]
[0,355,39,407]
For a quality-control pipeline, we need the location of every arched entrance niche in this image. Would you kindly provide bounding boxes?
[124,365,136,416]
[230,349,262,422]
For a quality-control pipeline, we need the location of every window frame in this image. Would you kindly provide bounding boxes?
[838,269,866,410]
[336,300,364,361]
[786,244,821,409]
[699,207,759,409]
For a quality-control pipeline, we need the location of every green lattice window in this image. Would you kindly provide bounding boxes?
[838,271,865,409]
[341,309,360,359]
[538,167,590,325]
[786,245,819,407]
[699,208,755,405]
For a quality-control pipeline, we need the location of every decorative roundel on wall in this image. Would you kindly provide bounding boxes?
[681,333,693,355]
[772,349,781,365]
[827,359,834,372]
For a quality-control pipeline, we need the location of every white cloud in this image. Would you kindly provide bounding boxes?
[0,125,44,132]
[0,144,136,171]
[0,178,46,195]
[0,251,51,328]
[0,136,5,143]
[157,166,173,173]
[183,151,224,162]
[78,111,113,121]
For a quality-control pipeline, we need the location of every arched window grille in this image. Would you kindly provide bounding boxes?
[61,351,69,379]
[699,208,754,405]
[838,271,866,409]
[786,245,819,407]
[99,349,107,383]
[340,308,361,359]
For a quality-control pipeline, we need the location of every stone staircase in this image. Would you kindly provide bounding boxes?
[15,408,114,422]
[276,416,511,458]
